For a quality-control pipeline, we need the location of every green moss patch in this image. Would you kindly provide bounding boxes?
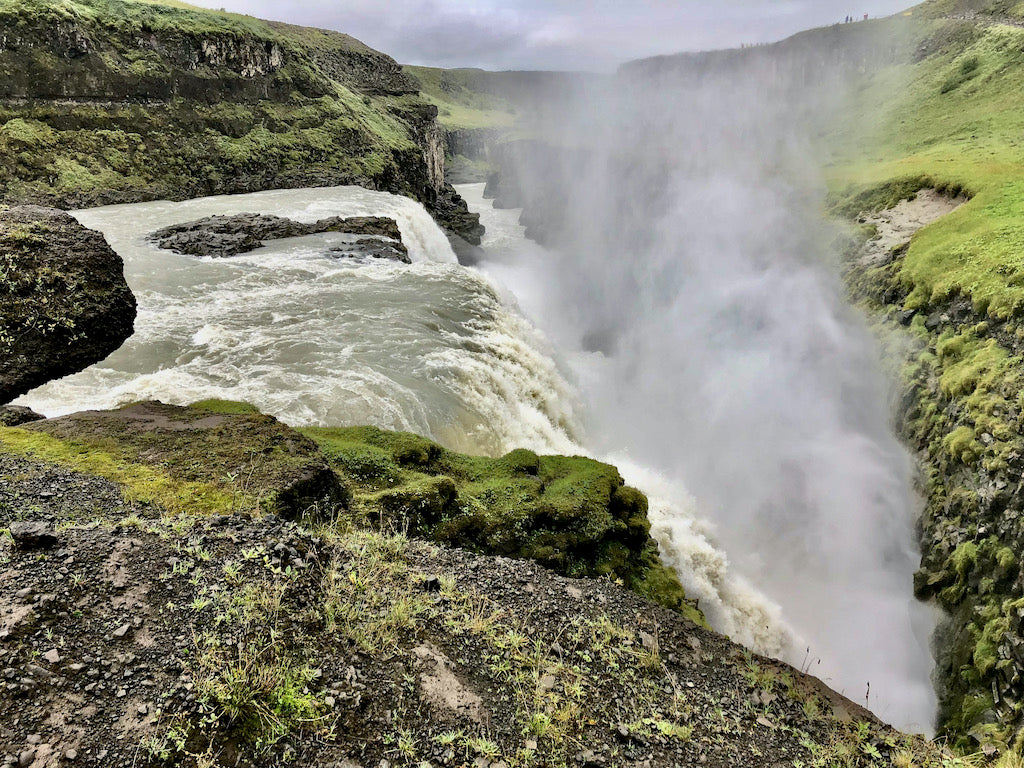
[0,424,237,514]
[302,425,702,622]
[1,401,343,518]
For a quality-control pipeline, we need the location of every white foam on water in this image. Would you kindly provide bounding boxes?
[16,187,576,457]
[16,181,888,728]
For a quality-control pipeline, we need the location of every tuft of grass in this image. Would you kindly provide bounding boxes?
[320,529,429,652]
[188,399,262,415]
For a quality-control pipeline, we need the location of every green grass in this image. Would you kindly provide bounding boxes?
[403,66,518,130]
[189,399,263,415]
[0,0,273,38]
[829,19,1024,320]
[301,425,703,622]
[0,425,240,513]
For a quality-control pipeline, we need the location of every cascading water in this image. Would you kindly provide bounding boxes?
[17,168,935,731]
[18,180,796,663]
[16,187,581,456]
[454,46,938,731]
[464,183,798,659]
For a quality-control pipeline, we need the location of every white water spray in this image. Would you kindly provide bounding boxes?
[459,44,937,730]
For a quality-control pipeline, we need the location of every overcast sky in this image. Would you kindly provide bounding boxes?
[190,0,919,71]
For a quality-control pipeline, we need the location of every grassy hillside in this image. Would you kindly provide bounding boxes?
[830,13,1024,318]
[403,66,520,131]
[829,2,1024,753]
[0,0,486,240]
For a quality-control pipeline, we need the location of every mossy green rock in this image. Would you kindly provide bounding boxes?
[302,425,703,621]
[10,400,346,519]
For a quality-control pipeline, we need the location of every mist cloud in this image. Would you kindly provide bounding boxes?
[190,0,918,70]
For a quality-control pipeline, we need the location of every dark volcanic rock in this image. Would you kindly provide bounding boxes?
[149,213,405,258]
[0,206,136,405]
[430,187,484,246]
[9,521,58,550]
[327,216,401,240]
[327,237,410,263]
[0,405,44,426]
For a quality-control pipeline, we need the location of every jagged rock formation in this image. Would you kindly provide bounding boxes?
[149,213,410,262]
[0,205,135,405]
[0,0,481,243]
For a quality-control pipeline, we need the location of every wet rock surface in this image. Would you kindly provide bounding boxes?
[327,237,410,263]
[149,213,404,259]
[0,206,136,405]
[0,406,44,427]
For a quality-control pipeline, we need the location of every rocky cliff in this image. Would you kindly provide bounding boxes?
[824,1,1024,753]
[0,0,480,242]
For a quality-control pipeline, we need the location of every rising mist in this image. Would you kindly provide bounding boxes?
[486,24,935,730]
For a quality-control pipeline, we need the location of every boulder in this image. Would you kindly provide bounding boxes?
[0,405,45,426]
[327,237,410,263]
[9,521,58,550]
[0,206,136,405]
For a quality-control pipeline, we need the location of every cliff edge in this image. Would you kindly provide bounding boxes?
[0,0,480,242]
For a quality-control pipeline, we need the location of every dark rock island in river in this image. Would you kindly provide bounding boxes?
[150,212,411,263]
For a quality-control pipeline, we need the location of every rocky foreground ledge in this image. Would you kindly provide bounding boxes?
[0,400,964,768]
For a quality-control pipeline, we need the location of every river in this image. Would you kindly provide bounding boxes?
[16,182,934,731]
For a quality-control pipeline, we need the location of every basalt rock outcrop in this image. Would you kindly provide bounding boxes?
[149,213,409,262]
[0,205,135,405]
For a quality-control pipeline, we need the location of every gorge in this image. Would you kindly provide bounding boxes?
[3,0,1024,766]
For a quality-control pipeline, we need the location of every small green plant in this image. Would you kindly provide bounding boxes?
[466,736,501,761]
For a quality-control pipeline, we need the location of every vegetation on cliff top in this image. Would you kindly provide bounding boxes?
[302,425,702,623]
[0,400,698,622]
[0,0,450,219]
[829,10,1024,320]
[403,66,520,131]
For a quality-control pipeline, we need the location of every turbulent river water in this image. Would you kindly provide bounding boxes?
[17,183,935,731]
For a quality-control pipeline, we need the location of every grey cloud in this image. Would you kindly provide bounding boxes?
[192,0,918,70]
